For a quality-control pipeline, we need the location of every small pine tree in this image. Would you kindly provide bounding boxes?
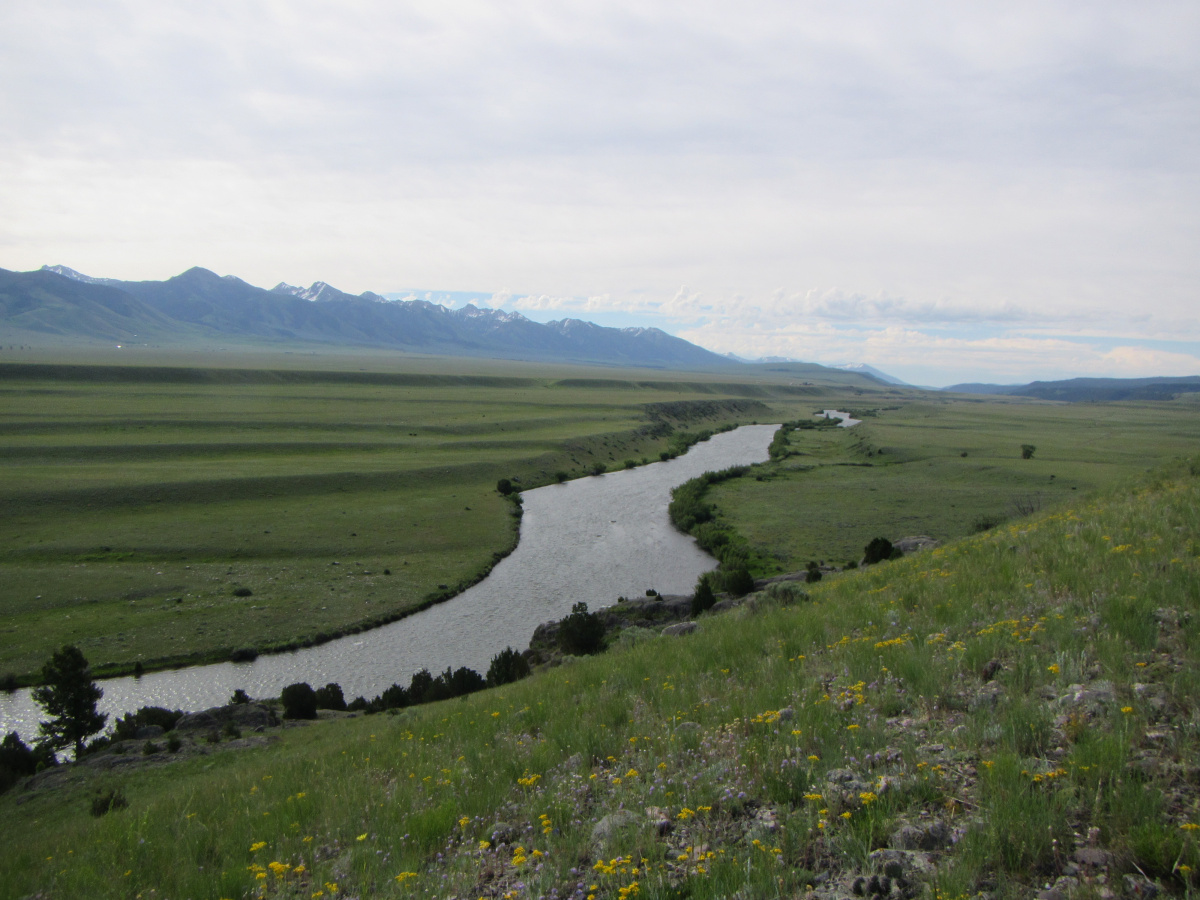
[691,574,717,616]
[32,645,107,756]
[486,647,531,687]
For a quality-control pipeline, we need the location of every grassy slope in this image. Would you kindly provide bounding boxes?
[3,457,1198,899]
[709,397,1200,574]
[0,355,886,682]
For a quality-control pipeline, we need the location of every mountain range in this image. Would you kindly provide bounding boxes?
[0,265,745,371]
[944,376,1200,402]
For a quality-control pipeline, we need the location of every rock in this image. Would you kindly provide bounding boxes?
[591,811,640,846]
[778,706,795,721]
[645,806,673,835]
[890,821,950,851]
[754,807,780,832]
[867,849,937,880]
[981,659,1003,682]
[489,822,518,845]
[1057,681,1116,710]
[1123,874,1159,898]
[893,536,939,554]
[1073,847,1110,868]
[969,682,1006,710]
[674,721,702,735]
[662,622,699,637]
[175,702,279,734]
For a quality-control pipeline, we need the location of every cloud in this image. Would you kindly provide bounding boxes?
[1,2,1198,383]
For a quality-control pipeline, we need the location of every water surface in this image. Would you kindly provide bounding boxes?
[0,424,777,741]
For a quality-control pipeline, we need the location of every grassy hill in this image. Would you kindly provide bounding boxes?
[3,456,1198,899]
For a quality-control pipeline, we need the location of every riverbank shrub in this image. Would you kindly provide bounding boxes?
[315,683,347,711]
[280,682,318,720]
[691,574,717,616]
[559,602,606,655]
[486,648,531,687]
[111,707,184,742]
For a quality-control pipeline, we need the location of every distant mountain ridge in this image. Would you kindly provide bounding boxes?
[945,376,1200,402]
[0,265,755,371]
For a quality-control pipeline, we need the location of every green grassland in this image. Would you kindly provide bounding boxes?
[0,356,889,683]
[707,396,1200,574]
[2,455,1198,899]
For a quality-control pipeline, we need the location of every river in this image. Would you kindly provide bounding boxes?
[0,424,778,742]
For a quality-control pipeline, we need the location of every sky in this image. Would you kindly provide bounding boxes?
[2,2,1198,386]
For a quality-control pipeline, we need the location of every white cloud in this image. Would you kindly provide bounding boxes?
[1,1,1198,382]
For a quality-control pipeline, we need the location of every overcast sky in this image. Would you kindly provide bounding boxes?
[2,2,1197,385]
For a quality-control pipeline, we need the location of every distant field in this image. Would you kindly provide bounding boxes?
[710,395,1200,573]
[0,355,879,682]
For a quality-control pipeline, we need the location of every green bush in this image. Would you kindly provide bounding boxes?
[559,602,606,655]
[112,706,184,741]
[90,788,128,817]
[496,478,515,495]
[722,565,756,598]
[315,683,347,711]
[863,537,894,565]
[229,689,250,704]
[280,682,318,720]
[691,574,717,616]
[805,561,823,583]
[486,648,531,687]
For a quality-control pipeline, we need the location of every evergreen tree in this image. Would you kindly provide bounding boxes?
[32,645,107,756]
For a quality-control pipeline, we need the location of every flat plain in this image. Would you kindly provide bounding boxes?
[0,349,872,682]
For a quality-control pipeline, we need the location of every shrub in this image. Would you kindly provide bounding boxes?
[0,732,44,794]
[166,735,182,753]
[559,602,606,655]
[111,706,184,742]
[315,683,347,711]
[232,587,252,597]
[222,721,241,739]
[496,478,515,495]
[624,459,637,469]
[230,648,258,663]
[375,683,409,710]
[863,537,895,565]
[280,682,318,720]
[804,561,823,583]
[554,471,569,483]
[229,689,250,704]
[691,574,717,616]
[1020,444,1036,459]
[590,462,607,475]
[90,788,128,817]
[722,565,756,598]
[142,740,159,756]
[408,669,434,705]
[486,647,531,687]
[347,696,370,712]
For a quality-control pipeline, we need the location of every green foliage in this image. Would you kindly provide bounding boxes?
[496,478,515,496]
[111,706,184,742]
[89,788,128,818]
[721,565,756,598]
[229,689,250,704]
[862,537,894,565]
[690,573,717,616]
[486,647,531,687]
[559,602,606,655]
[32,645,107,756]
[805,560,823,583]
[1021,443,1036,459]
[280,682,318,720]
[314,683,347,711]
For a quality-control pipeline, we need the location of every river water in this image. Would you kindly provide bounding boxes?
[0,424,777,742]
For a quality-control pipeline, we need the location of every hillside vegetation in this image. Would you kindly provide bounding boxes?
[3,457,1198,899]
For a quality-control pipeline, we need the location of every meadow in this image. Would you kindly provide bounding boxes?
[2,451,1197,899]
[0,353,874,683]
[707,395,1200,575]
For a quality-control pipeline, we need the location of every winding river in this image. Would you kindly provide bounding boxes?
[0,424,778,742]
